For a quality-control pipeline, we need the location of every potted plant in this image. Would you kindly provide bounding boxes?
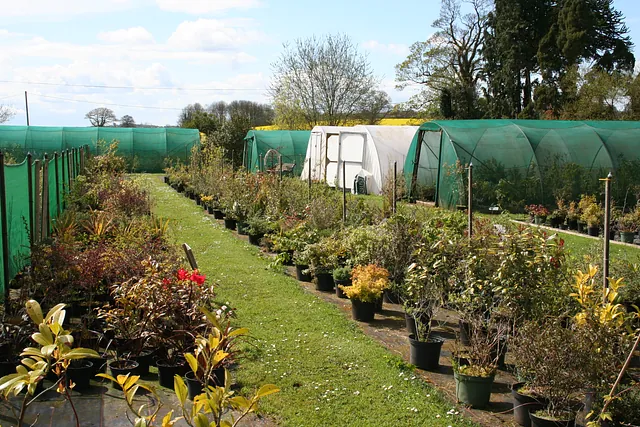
[333,266,352,299]
[579,195,602,236]
[341,264,389,322]
[549,199,568,229]
[246,215,274,246]
[452,314,506,409]
[293,249,313,282]
[526,204,549,225]
[307,237,341,292]
[566,201,580,230]
[617,211,637,243]
[404,261,445,371]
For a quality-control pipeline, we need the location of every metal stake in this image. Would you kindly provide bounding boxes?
[393,161,397,214]
[0,152,10,307]
[308,159,312,204]
[342,161,346,223]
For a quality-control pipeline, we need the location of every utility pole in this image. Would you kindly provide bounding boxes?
[25,91,30,126]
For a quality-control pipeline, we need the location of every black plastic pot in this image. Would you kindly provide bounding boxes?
[87,355,109,377]
[529,411,575,427]
[66,360,93,391]
[206,206,214,214]
[213,209,225,220]
[512,383,547,427]
[577,222,586,233]
[248,233,263,246]
[237,222,249,235]
[157,359,186,389]
[0,358,19,377]
[374,297,383,313]
[408,334,444,371]
[108,360,139,389]
[134,349,155,376]
[567,219,578,230]
[185,371,202,400]
[224,218,237,230]
[334,279,351,298]
[163,176,169,184]
[295,265,312,282]
[315,273,334,292]
[549,217,562,228]
[587,226,600,237]
[351,299,376,322]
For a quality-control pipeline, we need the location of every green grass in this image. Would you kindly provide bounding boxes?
[142,175,477,427]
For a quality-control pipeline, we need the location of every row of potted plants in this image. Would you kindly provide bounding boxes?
[527,196,640,243]
[0,145,278,426]
[166,146,640,427]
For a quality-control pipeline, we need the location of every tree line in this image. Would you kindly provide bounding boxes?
[395,0,639,120]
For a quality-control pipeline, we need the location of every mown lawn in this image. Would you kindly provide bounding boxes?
[142,175,477,427]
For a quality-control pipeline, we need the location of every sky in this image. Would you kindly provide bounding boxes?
[0,0,639,127]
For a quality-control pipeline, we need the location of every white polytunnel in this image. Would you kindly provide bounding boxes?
[301,125,417,195]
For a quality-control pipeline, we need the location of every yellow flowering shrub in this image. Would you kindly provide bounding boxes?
[342,264,390,303]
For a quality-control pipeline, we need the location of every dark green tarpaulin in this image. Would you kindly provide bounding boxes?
[243,130,311,176]
[404,120,640,209]
[0,126,200,172]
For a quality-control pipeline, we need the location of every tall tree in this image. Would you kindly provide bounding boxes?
[270,34,378,127]
[120,115,136,127]
[396,0,490,118]
[85,107,117,127]
[177,103,205,127]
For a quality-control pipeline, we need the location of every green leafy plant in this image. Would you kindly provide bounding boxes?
[332,266,352,282]
[0,300,99,427]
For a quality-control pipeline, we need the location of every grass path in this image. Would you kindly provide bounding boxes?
[143,175,477,427]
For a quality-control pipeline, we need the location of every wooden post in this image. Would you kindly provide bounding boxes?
[0,152,10,307]
[182,243,198,269]
[308,158,312,204]
[603,172,612,303]
[41,154,49,239]
[61,150,66,201]
[34,160,41,243]
[66,149,71,187]
[342,161,346,223]
[468,162,473,238]
[27,153,34,243]
[279,156,283,182]
[393,161,397,215]
[54,152,60,217]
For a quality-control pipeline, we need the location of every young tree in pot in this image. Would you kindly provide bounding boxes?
[293,248,313,282]
[307,237,342,292]
[246,215,275,245]
[341,264,389,322]
[549,199,568,229]
[403,261,445,371]
[579,195,602,236]
[566,201,580,230]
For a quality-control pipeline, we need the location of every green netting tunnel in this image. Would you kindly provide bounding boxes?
[404,120,640,210]
[243,130,311,176]
[0,126,200,172]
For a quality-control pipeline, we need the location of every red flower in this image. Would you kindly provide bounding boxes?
[189,270,206,285]
[559,239,565,247]
[177,268,188,280]
[162,278,171,285]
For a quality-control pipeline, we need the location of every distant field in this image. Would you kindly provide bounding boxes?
[255,118,425,131]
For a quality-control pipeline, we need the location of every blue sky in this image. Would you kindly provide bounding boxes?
[0,0,639,127]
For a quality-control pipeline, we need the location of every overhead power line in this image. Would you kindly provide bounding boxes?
[33,93,184,111]
[0,79,266,91]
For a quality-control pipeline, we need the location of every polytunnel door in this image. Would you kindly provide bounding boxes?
[337,132,366,191]
[325,133,341,186]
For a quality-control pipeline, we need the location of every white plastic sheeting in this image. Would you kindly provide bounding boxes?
[301,125,417,194]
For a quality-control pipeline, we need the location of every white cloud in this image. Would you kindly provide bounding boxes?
[155,0,261,14]
[98,27,155,44]
[362,40,409,56]
[168,19,263,51]
[0,0,137,18]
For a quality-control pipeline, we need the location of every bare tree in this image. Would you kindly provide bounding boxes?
[0,105,15,124]
[270,34,379,127]
[85,107,117,127]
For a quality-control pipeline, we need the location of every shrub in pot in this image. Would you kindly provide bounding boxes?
[617,212,637,244]
[579,195,602,237]
[333,266,352,299]
[307,237,343,292]
[341,264,389,322]
[246,216,275,245]
[293,249,312,282]
[526,204,549,225]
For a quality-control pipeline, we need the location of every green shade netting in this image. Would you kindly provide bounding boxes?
[404,120,640,209]
[4,160,31,291]
[244,130,311,176]
[0,126,200,173]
